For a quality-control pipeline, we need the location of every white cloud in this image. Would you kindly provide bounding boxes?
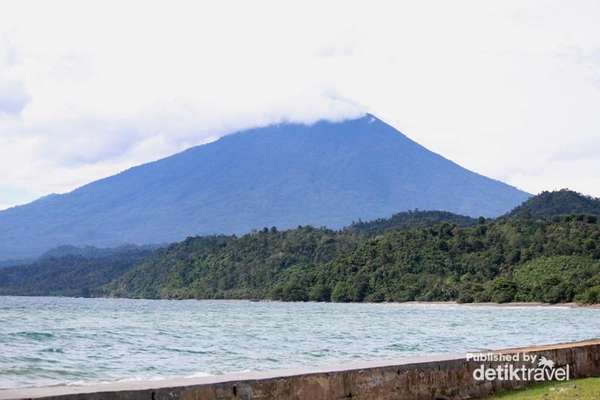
[1,0,600,209]
[0,79,29,115]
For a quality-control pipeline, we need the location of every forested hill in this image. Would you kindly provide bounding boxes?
[348,210,477,234]
[0,246,155,297]
[106,213,600,304]
[506,189,600,219]
[3,190,600,304]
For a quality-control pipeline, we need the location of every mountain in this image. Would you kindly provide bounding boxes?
[0,258,33,270]
[0,114,530,259]
[506,189,600,219]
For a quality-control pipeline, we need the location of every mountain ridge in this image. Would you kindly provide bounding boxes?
[0,114,530,259]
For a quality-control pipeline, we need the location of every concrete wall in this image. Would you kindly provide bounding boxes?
[2,339,599,400]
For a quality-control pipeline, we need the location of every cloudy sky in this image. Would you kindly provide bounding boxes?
[1,0,599,210]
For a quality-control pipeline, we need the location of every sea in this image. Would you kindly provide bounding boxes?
[1,296,599,390]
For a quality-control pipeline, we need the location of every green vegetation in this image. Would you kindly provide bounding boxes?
[486,378,600,399]
[506,189,600,219]
[347,210,477,234]
[105,214,600,303]
[0,246,154,297]
[514,256,600,304]
[2,190,600,304]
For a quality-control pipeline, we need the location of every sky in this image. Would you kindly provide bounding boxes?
[1,0,599,210]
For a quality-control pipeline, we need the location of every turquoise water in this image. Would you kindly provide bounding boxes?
[1,296,599,390]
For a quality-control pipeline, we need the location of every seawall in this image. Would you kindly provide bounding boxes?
[2,339,599,400]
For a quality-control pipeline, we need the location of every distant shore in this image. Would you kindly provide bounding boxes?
[2,294,600,308]
[401,301,600,309]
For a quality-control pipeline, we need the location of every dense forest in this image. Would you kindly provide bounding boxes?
[106,213,600,303]
[346,210,477,234]
[506,189,600,219]
[2,190,600,304]
[0,246,155,297]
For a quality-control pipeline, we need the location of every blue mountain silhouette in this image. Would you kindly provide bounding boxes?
[0,114,529,259]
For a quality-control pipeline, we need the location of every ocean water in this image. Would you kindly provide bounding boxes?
[1,296,599,390]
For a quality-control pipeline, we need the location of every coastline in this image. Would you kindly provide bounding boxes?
[403,301,600,309]
[2,294,600,308]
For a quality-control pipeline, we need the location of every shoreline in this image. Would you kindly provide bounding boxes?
[404,301,600,309]
[2,295,600,308]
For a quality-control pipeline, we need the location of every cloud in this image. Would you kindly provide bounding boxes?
[315,28,361,59]
[555,46,600,89]
[0,79,29,115]
[550,136,600,162]
[0,0,600,209]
